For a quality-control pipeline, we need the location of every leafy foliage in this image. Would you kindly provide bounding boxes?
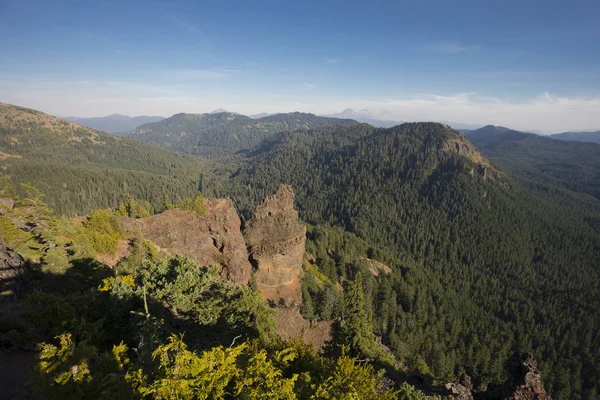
[115,194,152,218]
[83,209,123,254]
[5,101,597,398]
[0,185,420,399]
[177,193,207,216]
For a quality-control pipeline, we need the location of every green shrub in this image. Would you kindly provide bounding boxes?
[0,215,32,248]
[178,193,207,216]
[83,209,122,254]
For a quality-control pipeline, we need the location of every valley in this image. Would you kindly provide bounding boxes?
[1,104,600,399]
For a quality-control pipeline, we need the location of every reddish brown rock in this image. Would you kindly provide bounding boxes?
[244,184,306,289]
[119,198,251,283]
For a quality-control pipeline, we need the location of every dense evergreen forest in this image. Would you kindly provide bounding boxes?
[0,183,422,399]
[130,111,357,158]
[2,103,600,398]
[202,123,600,399]
[0,103,206,215]
[466,125,600,200]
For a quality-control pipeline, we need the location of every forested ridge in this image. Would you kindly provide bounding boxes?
[203,122,600,399]
[466,125,600,200]
[130,111,358,158]
[2,103,600,399]
[0,103,207,216]
[551,130,600,144]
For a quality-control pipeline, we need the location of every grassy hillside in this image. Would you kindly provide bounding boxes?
[0,103,206,215]
[131,111,358,158]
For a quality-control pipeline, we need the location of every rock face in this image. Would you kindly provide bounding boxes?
[119,199,251,283]
[244,184,306,288]
[0,240,26,291]
[479,353,551,400]
[117,186,308,290]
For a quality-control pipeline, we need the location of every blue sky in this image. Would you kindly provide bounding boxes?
[1,0,599,132]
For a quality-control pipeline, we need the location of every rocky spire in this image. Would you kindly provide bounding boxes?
[245,184,306,289]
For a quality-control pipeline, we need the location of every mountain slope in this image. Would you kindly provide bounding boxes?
[551,130,600,144]
[131,111,358,157]
[465,125,600,199]
[203,122,600,398]
[65,114,164,136]
[0,103,205,215]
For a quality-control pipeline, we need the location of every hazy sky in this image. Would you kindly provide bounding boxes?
[1,0,599,133]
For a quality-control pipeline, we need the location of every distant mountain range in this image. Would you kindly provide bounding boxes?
[130,111,358,158]
[64,114,165,135]
[464,125,600,199]
[210,108,241,115]
[63,109,600,144]
[322,108,484,130]
[461,126,600,144]
[551,130,600,144]
[322,109,403,128]
[250,112,275,119]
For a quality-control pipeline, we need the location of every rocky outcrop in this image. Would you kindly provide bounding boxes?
[441,134,503,181]
[119,198,251,283]
[438,354,551,400]
[0,240,26,291]
[479,353,551,400]
[442,135,492,168]
[117,186,307,290]
[443,374,475,400]
[245,185,306,289]
[361,257,392,276]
